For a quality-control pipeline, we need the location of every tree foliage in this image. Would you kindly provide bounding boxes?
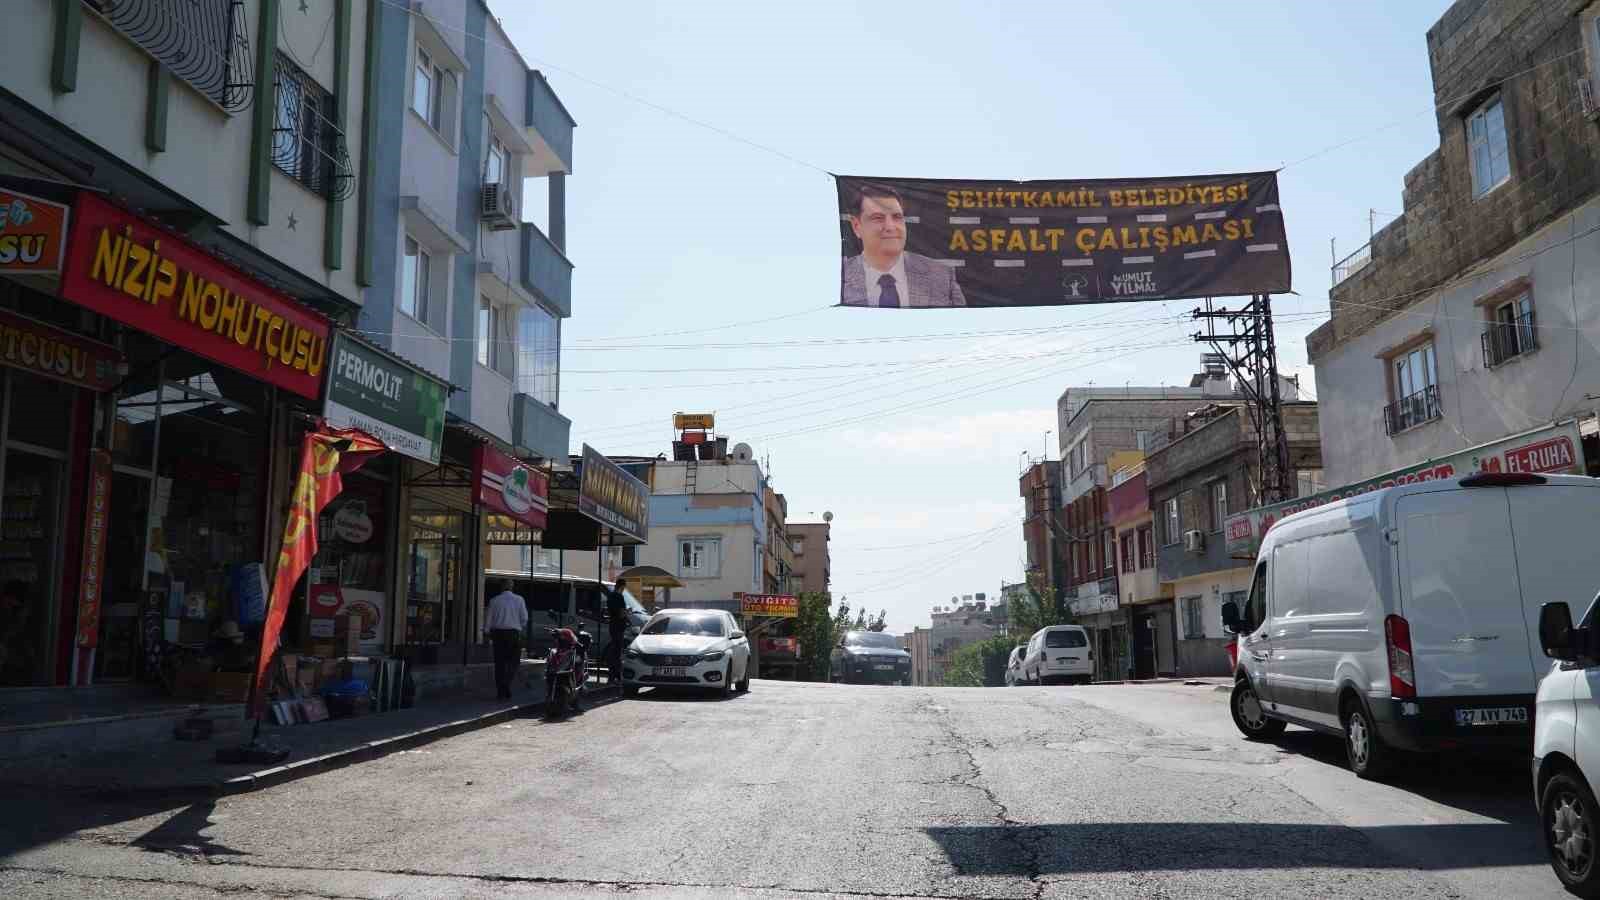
[1007,583,1071,639]
[794,594,890,681]
[942,635,1018,687]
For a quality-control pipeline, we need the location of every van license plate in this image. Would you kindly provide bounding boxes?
[1455,706,1528,727]
[654,668,686,677]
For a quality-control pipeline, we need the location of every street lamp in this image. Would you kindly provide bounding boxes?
[1043,430,1053,462]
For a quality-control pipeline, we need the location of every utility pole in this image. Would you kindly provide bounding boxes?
[1191,295,1293,505]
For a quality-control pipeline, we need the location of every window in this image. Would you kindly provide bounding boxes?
[1182,596,1204,640]
[678,538,721,578]
[1137,526,1154,568]
[1467,95,1510,198]
[400,238,430,322]
[1387,342,1441,433]
[1135,430,1151,451]
[516,304,560,408]
[1245,563,1267,633]
[1163,498,1180,545]
[621,545,637,567]
[414,47,445,129]
[1120,533,1135,574]
[793,537,805,557]
[477,297,503,370]
[1102,530,1115,574]
[1045,629,1087,649]
[1484,292,1536,366]
[1210,480,1228,533]
[271,53,350,199]
[487,135,505,186]
[1069,440,1087,476]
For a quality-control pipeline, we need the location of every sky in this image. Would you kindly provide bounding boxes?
[492,0,1453,634]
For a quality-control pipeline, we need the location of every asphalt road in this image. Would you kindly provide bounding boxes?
[0,679,1567,899]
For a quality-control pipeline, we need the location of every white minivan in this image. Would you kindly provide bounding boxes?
[1023,625,1093,685]
[1533,598,1600,897]
[1222,472,1600,780]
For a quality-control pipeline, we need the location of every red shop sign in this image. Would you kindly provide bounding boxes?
[75,450,112,649]
[473,444,549,531]
[0,307,124,392]
[58,192,330,399]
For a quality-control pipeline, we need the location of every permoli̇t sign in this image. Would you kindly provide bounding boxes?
[1223,420,1586,559]
[323,332,447,464]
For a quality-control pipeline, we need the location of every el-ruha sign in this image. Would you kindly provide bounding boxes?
[1224,421,1586,559]
[474,445,550,543]
[578,444,650,542]
[324,333,447,464]
[739,594,798,618]
[836,172,1289,308]
[59,191,331,399]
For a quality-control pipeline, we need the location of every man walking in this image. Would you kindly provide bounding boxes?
[605,577,630,685]
[485,580,528,700]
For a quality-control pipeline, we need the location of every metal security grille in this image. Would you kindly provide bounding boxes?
[271,52,354,200]
[86,0,254,111]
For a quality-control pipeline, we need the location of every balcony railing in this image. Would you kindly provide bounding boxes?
[271,52,354,200]
[1384,384,1442,435]
[87,0,254,111]
[1332,240,1371,286]
[1482,311,1538,367]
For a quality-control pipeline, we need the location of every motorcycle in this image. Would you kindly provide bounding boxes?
[544,627,593,719]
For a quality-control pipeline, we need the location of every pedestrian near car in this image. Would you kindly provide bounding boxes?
[485,580,528,700]
[605,577,629,685]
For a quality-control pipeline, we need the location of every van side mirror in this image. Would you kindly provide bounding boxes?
[1540,602,1579,661]
[1220,600,1243,634]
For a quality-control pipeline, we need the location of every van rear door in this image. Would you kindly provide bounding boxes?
[1397,487,1533,698]
[1504,481,1600,687]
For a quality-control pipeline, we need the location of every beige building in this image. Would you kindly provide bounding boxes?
[788,521,831,596]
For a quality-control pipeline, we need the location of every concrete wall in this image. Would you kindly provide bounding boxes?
[1172,570,1249,677]
[3,0,370,304]
[653,460,765,495]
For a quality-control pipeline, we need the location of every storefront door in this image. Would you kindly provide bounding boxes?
[0,448,62,686]
[407,501,463,647]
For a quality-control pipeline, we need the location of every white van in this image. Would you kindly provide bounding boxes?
[1023,625,1093,685]
[1222,472,1600,780]
[1532,598,1600,896]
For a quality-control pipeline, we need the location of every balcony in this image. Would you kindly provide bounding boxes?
[1482,311,1538,367]
[524,70,574,175]
[511,391,571,462]
[520,223,572,318]
[1331,240,1371,286]
[1384,384,1442,435]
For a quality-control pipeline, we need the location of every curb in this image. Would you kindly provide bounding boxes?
[220,684,625,796]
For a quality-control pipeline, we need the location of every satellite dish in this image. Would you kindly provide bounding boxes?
[822,511,833,523]
[731,442,754,461]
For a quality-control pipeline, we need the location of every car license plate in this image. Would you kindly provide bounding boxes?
[874,664,895,671]
[1455,706,1528,727]
[655,667,686,677]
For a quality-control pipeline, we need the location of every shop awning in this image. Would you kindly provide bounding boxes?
[617,565,682,589]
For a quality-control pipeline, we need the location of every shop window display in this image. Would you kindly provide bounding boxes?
[407,500,463,646]
[307,464,391,654]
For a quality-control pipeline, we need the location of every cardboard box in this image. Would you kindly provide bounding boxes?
[209,672,253,704]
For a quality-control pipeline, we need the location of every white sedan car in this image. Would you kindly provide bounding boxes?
[623,609,751,697]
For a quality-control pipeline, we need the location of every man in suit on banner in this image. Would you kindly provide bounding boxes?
[841,184,966,308]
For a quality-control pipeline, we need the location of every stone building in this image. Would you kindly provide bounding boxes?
[1309,0,1600,484]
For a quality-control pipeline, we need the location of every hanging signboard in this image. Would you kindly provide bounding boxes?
[74,450,112,648]
[324,333,447,464]
[0,307,123,392]
[674,413,715,430]
[739,593,798,618]
[836,172,1289,308]
[484,514,540,545]
[577,444,650,543]
[59,191,331,399]
[474,444,549,532]
[0,188,71,275]
[1224,420,1586,559]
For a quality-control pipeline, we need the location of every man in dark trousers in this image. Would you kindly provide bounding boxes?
[605,577,630,685]
[485,580,528,700]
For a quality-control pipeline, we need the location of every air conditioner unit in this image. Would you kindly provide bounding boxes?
[1183,530,1206,553]
[480,182,518,231]
[1581,78,1600,122]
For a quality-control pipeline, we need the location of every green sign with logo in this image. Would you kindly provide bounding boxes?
[324,333,447,464]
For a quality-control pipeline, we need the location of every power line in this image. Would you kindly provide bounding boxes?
[571,304,837,342]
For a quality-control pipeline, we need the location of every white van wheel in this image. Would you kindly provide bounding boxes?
[1343,699,1394,780]
[1544,771,1600,894]
[1230,679,1285,740]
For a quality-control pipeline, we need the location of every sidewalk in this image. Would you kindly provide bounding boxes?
[0,676,622,799]
[1091,676,1232,688]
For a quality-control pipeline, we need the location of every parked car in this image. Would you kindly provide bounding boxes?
[1004,645,1027,687]
[622,609,750,697]
[1533,599,1600,897]
[1224,472,1600,781]
[830,631,912,684]
[1022,625,1093,685]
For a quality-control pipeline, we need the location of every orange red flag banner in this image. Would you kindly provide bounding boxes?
[250,425,385,716]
